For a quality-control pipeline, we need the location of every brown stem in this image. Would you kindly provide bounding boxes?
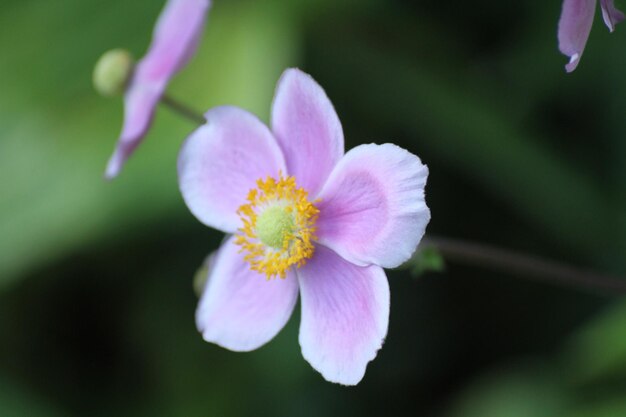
[160,94,205,125]
[422,236,626,295]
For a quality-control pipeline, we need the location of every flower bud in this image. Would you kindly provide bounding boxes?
[93,49,134,97]
[193,252,216,297]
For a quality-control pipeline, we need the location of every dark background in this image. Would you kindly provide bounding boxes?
[1,0,626,415]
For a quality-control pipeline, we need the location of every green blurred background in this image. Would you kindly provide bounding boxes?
[2,0,626,415]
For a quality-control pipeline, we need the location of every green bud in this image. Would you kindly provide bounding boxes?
[397,245,445,278]
[193,252,216,297]
[93,49,134,97]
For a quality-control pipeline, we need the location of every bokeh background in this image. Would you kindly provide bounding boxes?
[2,0,626,415]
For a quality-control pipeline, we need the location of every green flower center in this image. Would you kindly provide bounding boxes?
[255,205,295,249]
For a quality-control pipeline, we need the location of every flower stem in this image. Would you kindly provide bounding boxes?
[421,236,626,295]
[161,94,205,125]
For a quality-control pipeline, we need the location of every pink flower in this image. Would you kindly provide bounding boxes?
[105,0,212,179]
[178,68,430,385]
[558,0,624,72]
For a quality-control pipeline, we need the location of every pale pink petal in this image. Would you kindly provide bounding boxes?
[105,0,211,179]
[196,236,299,352]
[558,0,597,72]
[315,144,430,269]
[178,106,286,233]
[600,0,625,31]
[148,0,211,78]
[297,245,389,385]
[271,68,344,196]
[105,84,162,178]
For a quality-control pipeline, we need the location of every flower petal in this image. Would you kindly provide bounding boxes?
[271,68,344,196]
[558,0,596,73]
[105,0,211,179]
[196,236,299,352]
[178,106,286,233]
[105,84,161,178]
[297,245,389,385]
[315,143,430,269]
[600,0,625,31]
[148,0,211,77]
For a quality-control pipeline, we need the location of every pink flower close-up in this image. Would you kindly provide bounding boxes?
[558,0,624,72]
[177,68,431,385]
[105,0,212,179]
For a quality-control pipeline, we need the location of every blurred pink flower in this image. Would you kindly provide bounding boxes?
[105,0,211,179]
[558,0,624,72]
[178,68,431,385]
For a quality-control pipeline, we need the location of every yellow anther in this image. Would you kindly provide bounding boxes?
[235,173,319,279]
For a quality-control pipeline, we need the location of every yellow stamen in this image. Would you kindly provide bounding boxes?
[235,173,319,279]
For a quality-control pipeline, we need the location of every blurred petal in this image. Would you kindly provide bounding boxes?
[196,236,299,352]
[316,144,430,268]
[600,0,625,31]
[271,68,344,196]
[558,0,596,72]
[149,0,211,76]
[105,84,162,178]
[178,106,286,233]
[298,245,389,385]
[105,0,211,178]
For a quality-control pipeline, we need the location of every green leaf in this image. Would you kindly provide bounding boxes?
[0,376,64,417]
[568,397,626,417]
[563,299,626,383]
[409,246,445,277]
[446,363,568,417]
